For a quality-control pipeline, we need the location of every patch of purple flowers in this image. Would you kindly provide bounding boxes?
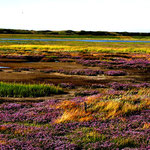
[77,58,150,70]
[75,90,99,96]
[58,69,104,76]
[105,70,127,76]
[59,83,75,89]
[109,82,150,90]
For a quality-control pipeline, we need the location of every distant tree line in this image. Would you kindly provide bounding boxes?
[0,29,35,34]
[0,28,150,36]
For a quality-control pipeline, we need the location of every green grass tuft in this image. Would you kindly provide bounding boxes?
[0,82,64,97]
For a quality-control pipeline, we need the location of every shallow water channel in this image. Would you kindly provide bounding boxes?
[1,38,150,43]
[0,66,10,69]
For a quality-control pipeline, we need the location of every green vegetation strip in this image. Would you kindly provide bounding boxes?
[0,82,64,97]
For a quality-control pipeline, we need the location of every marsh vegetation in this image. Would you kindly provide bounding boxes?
[0,35,149,149]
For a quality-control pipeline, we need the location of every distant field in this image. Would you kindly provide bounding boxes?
[1,33,150,40]
[0,42,150,54]
[1,34,150,54]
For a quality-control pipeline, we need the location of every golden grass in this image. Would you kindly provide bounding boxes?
[0,44,150,54]
[143,122,150,129]
[54,88,150,123]
[0,125,8,132]
[0,140,6,145]
[55,100,93,123]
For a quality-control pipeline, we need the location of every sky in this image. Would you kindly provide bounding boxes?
[0,0,150,32]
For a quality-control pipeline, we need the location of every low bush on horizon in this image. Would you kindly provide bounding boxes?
[0,82,64,97]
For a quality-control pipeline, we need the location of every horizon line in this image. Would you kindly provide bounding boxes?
[0,28,150,34]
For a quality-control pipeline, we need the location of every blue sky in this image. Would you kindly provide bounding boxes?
[0,0,150,32]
